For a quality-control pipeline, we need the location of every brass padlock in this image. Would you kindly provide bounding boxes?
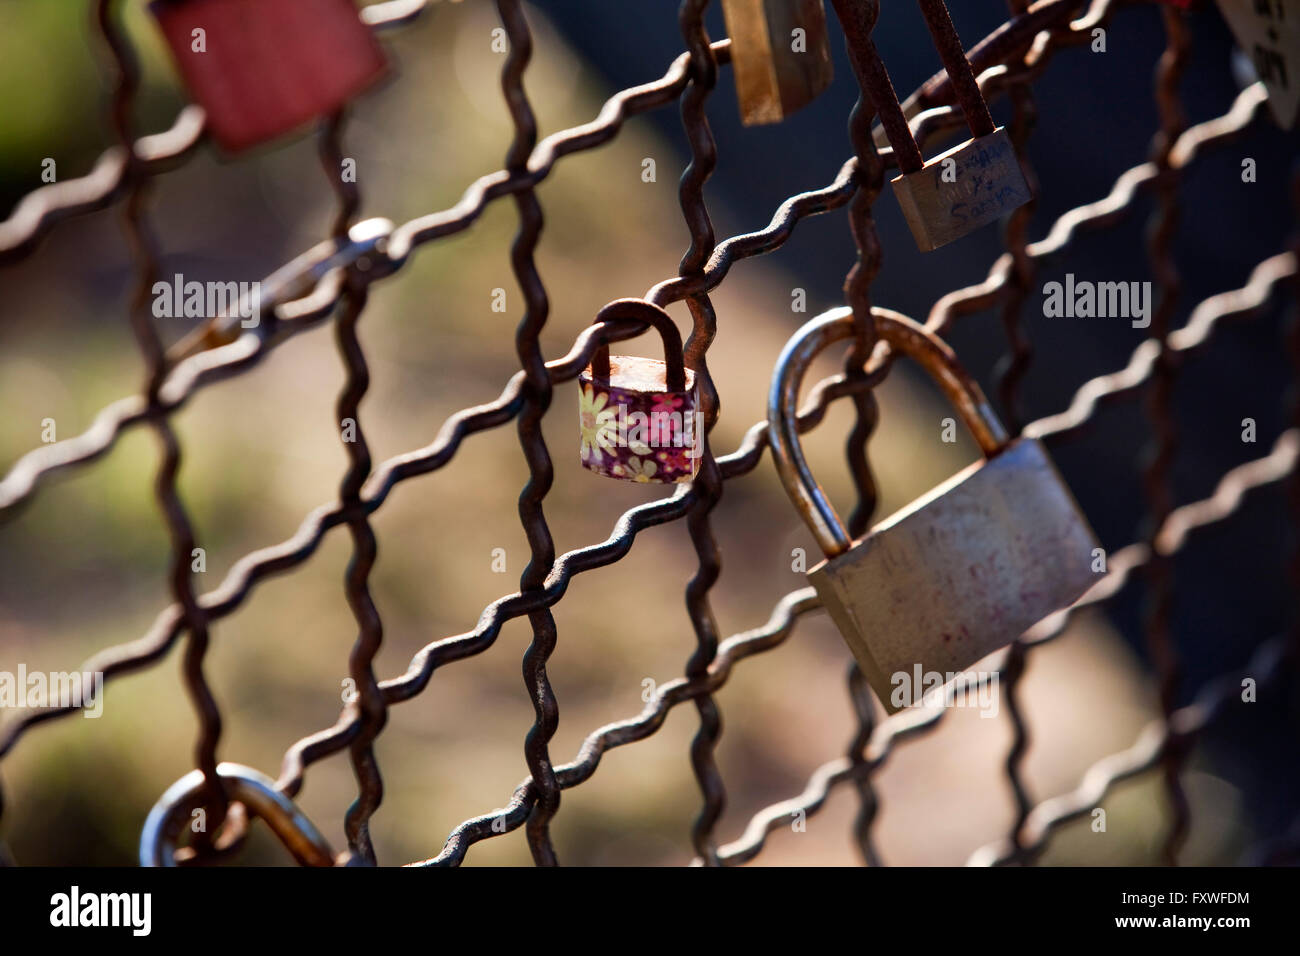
[769,308,1100,711]
[829,0,1030,251]
[721,0,834,125]
[890,127,1031,253]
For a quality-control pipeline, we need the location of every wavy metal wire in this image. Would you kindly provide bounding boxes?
[0,0,1295,867]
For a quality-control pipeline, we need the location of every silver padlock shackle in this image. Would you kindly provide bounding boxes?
[588,298,689,392]
[140,762,338,867]
[769,307,1009,558]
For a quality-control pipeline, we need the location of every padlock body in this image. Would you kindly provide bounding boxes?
[808,437,1099,712]
[721,0,833,125]
[578,357,700,484]
[891,128,1031,252]
[152,0,388,153]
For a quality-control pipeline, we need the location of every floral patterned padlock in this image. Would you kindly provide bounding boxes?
[578,299,701,484]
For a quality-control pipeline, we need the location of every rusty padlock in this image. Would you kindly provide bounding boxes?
[579,299,701,484]
[769,307,1100,711]
[829,0,1030,251]
[150,0,388,153]
[721,0,835,125]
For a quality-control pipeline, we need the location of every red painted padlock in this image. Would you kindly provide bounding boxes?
[579,300,701,484]
[151,0,388,153]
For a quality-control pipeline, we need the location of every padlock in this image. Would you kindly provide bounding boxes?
[141,763,342,866]
[150,0,388,153]
[1216,0,1300,129]
[769,307,1101,712]
[890,127,1031,252]
[721,0,834,125]
[829,0,1031,251]
[579,299,701,484]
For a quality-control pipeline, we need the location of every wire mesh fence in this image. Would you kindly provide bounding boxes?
[0,0,1297,866]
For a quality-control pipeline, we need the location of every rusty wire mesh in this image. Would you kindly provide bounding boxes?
[0,0,1297,866]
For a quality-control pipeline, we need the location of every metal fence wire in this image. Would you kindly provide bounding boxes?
[1,0,1298,867]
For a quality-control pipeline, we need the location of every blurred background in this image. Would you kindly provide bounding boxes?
[0,0,1297,865]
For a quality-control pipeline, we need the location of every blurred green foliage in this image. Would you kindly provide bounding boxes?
[0,1,185,202]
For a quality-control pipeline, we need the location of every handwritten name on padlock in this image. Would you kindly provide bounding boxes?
[933,134,1025,222]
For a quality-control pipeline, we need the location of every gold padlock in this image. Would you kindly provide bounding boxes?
[769,308,1101,712]
[890,127,1030,253]
[721,0,834,125]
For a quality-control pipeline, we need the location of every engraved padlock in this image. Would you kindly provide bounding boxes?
[769,307,1101,711]
[829,0,1030,251]
[579,299,701,484]
[721,0,834,125]
[150,0,388,153]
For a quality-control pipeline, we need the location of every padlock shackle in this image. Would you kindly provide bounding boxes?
[769,307,1009,558]
[829,0,996,174]
[915,0,996,141]
[828,0,925,174]
[140,762,339,867]
[589,298,688,392]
